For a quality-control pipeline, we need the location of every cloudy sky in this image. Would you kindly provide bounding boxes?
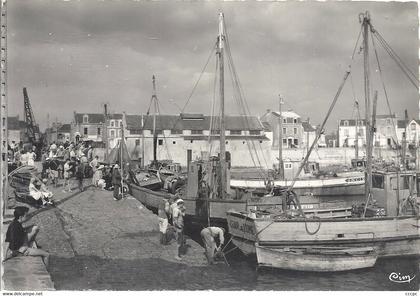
[7,0,419,132]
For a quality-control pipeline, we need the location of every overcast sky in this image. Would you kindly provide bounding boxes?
[7,0,419,132]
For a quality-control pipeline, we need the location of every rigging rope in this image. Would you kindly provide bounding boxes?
[223,23,269,177]
[370,32,402,161]
[372,30,419,90]
[169,43,217,132]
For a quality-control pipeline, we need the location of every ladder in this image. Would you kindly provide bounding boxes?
[0,0,8,212]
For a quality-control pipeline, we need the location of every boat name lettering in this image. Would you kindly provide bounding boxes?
[229,220,255,235]
[388,272,416,284]
[345,177,364,183]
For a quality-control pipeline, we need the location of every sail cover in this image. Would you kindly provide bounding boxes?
[106,139,132,165]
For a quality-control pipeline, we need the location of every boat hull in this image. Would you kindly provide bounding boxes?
[227,211,420,258]
[231,175,365,197]
[255,246,378,272]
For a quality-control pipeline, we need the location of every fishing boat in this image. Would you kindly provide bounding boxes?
[226,12,420,268]
[256,246,377,272]
[130,13,285,224]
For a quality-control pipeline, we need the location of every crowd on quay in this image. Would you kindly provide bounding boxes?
[5,140,226,271]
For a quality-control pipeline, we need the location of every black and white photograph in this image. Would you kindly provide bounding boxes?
[0,0,419,293]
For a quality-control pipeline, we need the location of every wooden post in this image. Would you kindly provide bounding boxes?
[278,95,284,180]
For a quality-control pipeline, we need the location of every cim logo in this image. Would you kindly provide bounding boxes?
[388,272,416,284]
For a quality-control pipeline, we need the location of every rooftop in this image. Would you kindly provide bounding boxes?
[126,114,264,132]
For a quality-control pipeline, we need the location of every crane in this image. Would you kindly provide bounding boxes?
[23,87,43,156]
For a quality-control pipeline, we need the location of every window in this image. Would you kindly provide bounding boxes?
[230,130,241,135]
[293,127,297,135]
[249,130,260,135]
[391,176,410,190]
[158,139,163,146]
[83,115,88,123]
[259,140,263,143]
[282,139,287,146]
[283,127,287,134]
[211,130,220,135]
[343,120,349,126]
[386,119,391,125]
[411,123,416,130]
[119,120,123,127]
[293,139,298,147]
[110,130,115,138]
[344,128,349,137]
[172,141,176,145]
[171,129,182,134]
[284,163,292,169]
[372,174,384,189]
[135,139,140,146]
[97,128,101,135]
[83,127,88,135]
[293,118,297,124]
[110,120,115,127]
[191,130,203,134]
[283,118,287,124]
[190,140,194,143]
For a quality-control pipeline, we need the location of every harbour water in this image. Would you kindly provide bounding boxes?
[49,241,419,291]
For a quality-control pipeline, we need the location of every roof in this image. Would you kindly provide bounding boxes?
[339,119,366,126]
[74,113,122,124]
[58,124,71,133]
[302,121,316,132]
[8,116,26,130]
[397,119,420,129]
[261,121,272,131]
[272,111,300,118]
[376,114,396,119]
[126,114,264,132]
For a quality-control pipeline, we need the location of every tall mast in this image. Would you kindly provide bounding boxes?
[355,101,359,159]
[152,75,158,164]
[278,95,284,180]
[218,12,227,200]
[103,103,109,162]
[362,11,372,200]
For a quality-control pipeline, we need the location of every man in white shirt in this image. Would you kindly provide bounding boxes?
[200,226,225,265]
[172,199,186,260]
[63,159,73,193]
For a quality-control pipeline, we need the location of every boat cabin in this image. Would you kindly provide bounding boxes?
[371,170,418,216]
[351,159,366,169]
[282,160,319,180]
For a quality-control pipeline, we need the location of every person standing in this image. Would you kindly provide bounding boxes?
[158,199,170,245]
[112,164,122,200]
[63,159,73,193]
[172,199,186,260]
[75,161,85,192]
[90,156,99,186]
[200,227,225,265]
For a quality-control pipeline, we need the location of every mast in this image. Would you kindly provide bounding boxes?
[141,114,145,169]
[103,103,109,162]
[152,75,158,164]
[278,95,284,180]
[355,101,359,159]
[402,109,408,169]
[121,112,125,194]
[218,12,227,200]
[362,11,372,201]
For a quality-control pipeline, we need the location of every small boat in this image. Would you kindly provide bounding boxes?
[256,246,378,272]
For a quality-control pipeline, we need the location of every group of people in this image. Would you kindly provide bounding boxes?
[157,196,225,264]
